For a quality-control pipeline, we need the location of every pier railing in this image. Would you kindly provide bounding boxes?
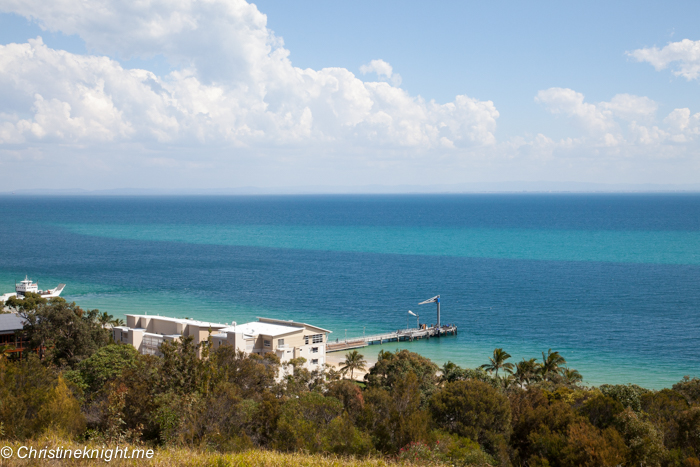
[326,324,457,352]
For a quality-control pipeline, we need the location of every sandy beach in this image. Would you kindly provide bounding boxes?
[326,350,379,381]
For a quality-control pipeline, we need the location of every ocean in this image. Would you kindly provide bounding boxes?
[0,194,698,389]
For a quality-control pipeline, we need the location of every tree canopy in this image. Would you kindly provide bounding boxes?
[20,297,110,367]
[1,308,700,467]
[340,350,367,380]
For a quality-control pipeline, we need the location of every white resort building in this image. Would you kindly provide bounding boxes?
[112,314,331,372]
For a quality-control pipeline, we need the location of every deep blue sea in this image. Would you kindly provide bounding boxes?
[1,194,699,388]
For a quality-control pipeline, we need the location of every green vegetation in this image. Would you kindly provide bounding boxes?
[2,297,700,466]
[480,347,514,380]
[341,350,367,380]
[10,293,110,365]
[0,344,14,360]
[5,292,48,314]
[0,436,429,466]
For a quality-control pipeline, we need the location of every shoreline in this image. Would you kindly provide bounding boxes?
[325,351,379,381]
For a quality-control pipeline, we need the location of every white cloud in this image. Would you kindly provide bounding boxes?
[0,1,498,153]
[535,87,615,133]
[0,0,699,188]
[628,39,700,80]
[360,59,402,86]
[0,39,138,144]
[600,94,657,122]
[0,0,274,84]
[663,108,700,142]
[536,87,699,149]
[534,89,658,132]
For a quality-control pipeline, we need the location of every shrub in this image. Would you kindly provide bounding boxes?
[360,373,431,453]
[674,377,700,406]
[615,407,666,466]
[39,375,86,436]
[273,392,344,452]
[365,349,439,404]
[432,432,495,466]
[322,412,374,456]
[0,357,85,439]
[20,298,110,367]
[69,344,139,398]
[326,379,365,419]
[559,421,627,466]
[677,407,700,456]
[599,383,649,413]
[429,379,511,455]
[398,441,439,464]
[641,388,690,449]
[578,393,624,429]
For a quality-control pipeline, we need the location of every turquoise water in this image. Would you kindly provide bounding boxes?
[58,223,700,264]
[1,194,699,388]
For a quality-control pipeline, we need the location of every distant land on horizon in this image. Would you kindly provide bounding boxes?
[3,181,700,196]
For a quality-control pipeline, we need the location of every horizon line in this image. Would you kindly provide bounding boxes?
[3,181,700,196]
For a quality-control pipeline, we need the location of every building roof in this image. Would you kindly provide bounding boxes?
[0,313,26,333]
[121,314,330,338]
[222,321,304,337]
[257,317,332,334]
[125,314,227,329]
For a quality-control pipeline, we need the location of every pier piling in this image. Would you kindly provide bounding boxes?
[327,324,457,353]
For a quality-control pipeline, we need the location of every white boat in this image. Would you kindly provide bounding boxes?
[0,276,65,303]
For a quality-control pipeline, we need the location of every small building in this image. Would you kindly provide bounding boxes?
[112,314,331,372]
[211,317,331,370]
[0,312,29,357]
[111,314,229,357]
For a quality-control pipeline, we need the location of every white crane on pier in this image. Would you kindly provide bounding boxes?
[418,295,440,327]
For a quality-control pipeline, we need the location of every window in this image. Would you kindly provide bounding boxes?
[311,347,319,353]
[278,339,284,347]
[311,359,319,365]
[311,334,323,344]
[264,339,271,347]
[140,335,164,356]
[304,335,309,345]
[142,335,163,347]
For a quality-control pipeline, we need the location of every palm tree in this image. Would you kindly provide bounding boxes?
[562,367,583,385]
[514,358,541,385]
[98,311,114,328]
[441,361,463,383]
[341,350,367,380]
[110,318,125,327]
[541,349,567,381]
[502,373,516,390]
[480,348,514,379]
[377,349,391,361]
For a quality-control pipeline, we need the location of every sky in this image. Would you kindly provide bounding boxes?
[0,0,699,192]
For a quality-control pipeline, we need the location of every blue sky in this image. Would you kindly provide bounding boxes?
[255,0,700,138]
[0,1,699,191]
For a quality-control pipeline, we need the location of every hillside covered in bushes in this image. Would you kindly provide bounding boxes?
[2,296,700,466]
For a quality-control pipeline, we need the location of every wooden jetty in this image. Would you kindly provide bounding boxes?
[327,324,458,353]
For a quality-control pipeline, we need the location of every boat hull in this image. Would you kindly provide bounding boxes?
[1,283,65,303]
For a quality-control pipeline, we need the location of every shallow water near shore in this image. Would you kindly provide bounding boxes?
[1,194,699,389]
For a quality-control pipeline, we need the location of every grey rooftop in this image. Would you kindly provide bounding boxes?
[0,313,26,333]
